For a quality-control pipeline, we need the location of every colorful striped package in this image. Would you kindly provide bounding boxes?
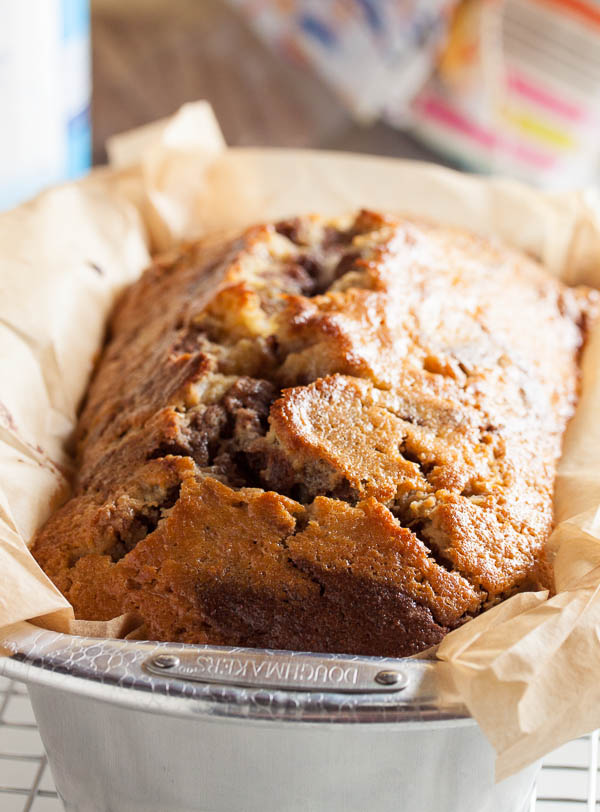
[229,0,455,120]
[232,0,600,188]
[409,0,600,188]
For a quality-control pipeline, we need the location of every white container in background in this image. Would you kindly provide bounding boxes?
[0,0,91,210]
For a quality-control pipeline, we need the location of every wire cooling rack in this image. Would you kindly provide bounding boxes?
[0,674,597,811]
[0,677,60,812]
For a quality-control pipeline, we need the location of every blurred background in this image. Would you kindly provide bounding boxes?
[2,0,600,211]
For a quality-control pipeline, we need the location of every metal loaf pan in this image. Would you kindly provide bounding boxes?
[0,622,538,812]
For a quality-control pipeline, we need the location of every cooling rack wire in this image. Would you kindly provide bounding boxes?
[0,674,597,811]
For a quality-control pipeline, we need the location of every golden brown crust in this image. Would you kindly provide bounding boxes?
[31,210,598,656]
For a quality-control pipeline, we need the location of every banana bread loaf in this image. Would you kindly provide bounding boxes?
[31,210,597,656]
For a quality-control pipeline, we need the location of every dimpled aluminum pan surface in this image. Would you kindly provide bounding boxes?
[0,623,539,812]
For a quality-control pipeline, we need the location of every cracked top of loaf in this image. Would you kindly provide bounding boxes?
[31,210,598,656]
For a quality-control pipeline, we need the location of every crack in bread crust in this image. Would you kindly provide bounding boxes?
[31,210,598,656]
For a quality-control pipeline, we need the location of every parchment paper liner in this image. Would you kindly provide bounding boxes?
[2,100,600,779]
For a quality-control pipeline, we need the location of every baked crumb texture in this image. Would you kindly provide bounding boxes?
[32,211,597,656]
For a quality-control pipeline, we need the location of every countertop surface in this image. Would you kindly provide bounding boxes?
[90,0,443,166]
